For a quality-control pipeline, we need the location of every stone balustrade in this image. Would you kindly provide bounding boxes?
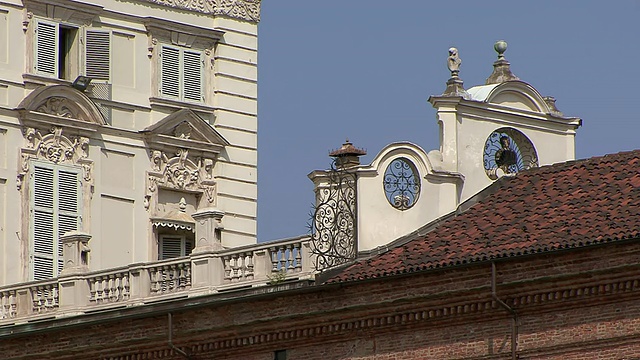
[0,235,314,324]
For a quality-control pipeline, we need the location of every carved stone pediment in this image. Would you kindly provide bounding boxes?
[141,109,229,158]
[18,85,106,136]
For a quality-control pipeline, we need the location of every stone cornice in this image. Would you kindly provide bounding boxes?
[138,0,261,23]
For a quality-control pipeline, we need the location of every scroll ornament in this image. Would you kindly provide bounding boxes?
[17,126,93,190]
[145,149,217,209]
[139,0,260,22]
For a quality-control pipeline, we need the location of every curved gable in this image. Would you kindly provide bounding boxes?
[367,142,434,177]
[18,85,106,126]
[485,81,550,113]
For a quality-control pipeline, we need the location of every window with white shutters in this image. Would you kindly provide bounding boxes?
[34,20,59,77]
[30,162,81,280]
[183,50,203,102]
[160,45,203,102]
[33,19,111,82]
[85,30,111,81]
[159,235,193,260]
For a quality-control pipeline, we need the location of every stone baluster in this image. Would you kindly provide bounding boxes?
[245,252,254,279]
[278,246,286,272]
[270,247,278,272]
[223,256,232,282]
[294,242,302,272]
[287,244,294,272]
[231,254,240,281]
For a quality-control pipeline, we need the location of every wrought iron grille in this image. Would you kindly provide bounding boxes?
[383,158,421,210]
[310,160,357,271]
[483,127,538,179]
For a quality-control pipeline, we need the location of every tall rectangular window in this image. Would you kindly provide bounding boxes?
[160,45,203,102]
[30,162,82,280]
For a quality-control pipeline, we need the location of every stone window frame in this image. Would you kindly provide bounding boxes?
[145,17,224,108]
[23,0,105,84]
[16,84,104,280]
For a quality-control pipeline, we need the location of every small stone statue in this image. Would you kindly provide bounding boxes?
[447,47,461,77]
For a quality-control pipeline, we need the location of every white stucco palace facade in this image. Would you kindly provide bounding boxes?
[0,0,260,285]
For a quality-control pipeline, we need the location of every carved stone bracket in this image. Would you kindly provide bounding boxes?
[17,126,94,190]
[22,11,33,32]
[145,148,217,210]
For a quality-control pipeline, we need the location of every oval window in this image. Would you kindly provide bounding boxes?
[383,158,420,210]
[483,127,538,179]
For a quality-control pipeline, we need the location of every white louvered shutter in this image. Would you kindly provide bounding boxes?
[32,165,55,280]
[159,235,184,260]
[85,30,111,81]
[185,239,194,256]
[160,46,180,98]
[182,50,203,102]
[57,168,81,276]
[35,20,58,77]
[31,163,81,280]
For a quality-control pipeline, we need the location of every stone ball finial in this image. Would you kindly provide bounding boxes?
[494,40,508,60]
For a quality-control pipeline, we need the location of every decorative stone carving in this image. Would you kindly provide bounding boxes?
[22,11,32,32]
[148,37,157,58]
[17,126,94,190]
[203,158,214,179]
[146,149,217,209]
[447,47,461,77]
[174,122,192,139]
[215,0,261,22]
[140,0,260,22]
[443,47,470,99]
[36,97,76,118]
[23,127,36,149]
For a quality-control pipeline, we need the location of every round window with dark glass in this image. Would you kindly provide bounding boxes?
[483,127,538,179]
[383,158,420,210]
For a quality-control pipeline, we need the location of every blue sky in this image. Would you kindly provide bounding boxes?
[256,1,640,242]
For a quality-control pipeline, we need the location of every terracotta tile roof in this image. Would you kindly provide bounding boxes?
[326,150,640,283]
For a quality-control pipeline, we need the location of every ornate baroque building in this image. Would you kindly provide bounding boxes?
[2,1,640,360]
[0,0,261,285]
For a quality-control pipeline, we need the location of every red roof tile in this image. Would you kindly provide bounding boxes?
[326,150,640,283]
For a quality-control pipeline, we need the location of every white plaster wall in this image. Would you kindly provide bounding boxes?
[355,143,459,252]
[0,121,28,284]
[454,107,578,202]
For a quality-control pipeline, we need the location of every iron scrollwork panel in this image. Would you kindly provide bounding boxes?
[310,161,357,271]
